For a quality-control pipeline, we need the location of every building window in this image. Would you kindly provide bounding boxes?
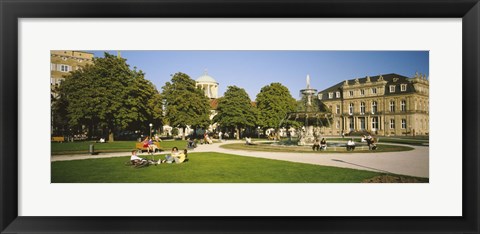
[360,102,365,114]
[60,64,70,72]
[336,91,340,98]
[318,93,323,100]
[336,105,340,114]
[372,101,377,114]
[349,91,354,97]
[360,89,365,95]
[349,103,354,115]
[349,118,354,129]
[371,101,377,113]
[389,85,395,93]
[401,119,407,129]
[50,63,55,71]
[401,84,407,91]
[328,92,333,99]
[371,88,377,94]
[372,117,378,130]
[389,101,395,112]
[401,100,406,112]
[390,119,395,129]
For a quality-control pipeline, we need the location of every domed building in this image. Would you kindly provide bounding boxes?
[196,70,219,99]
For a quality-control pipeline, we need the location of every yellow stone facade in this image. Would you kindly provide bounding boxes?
[50,50,94,93]
[318,73,429,136]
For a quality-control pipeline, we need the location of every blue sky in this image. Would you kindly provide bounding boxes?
[89,51,429,100]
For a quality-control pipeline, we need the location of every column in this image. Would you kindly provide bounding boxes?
[352,116,355,130]
[379,116,382,130]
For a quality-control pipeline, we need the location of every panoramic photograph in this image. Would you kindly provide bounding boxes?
[50,50,429,183]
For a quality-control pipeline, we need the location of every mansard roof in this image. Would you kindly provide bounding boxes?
[318,73,418,99]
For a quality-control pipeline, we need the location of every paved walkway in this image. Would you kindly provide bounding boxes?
[51,141,429,178]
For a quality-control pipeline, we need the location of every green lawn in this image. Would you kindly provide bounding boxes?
[51,140,188,155]
[220,142,413,153]
[51,152,427,183]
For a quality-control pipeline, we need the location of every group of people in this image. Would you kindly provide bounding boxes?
[346,135,378,151]
[361,134,378,150]
[312,138,327,151]
[130,146,188,166]
[142,136,160,155]
[310,135,377,152]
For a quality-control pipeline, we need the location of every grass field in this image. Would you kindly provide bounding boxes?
[51,140,188,155]
[220,142,414,153]
[51,152,428,183]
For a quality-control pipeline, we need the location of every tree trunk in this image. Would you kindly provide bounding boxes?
[108,130,114,142]
[182,127,186,140]
[235,127,240,140]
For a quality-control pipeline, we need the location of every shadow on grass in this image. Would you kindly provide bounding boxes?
[331,159,393,174]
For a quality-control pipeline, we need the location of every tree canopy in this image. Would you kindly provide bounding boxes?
[255,82,297,131]
[55,53,162,141]
[213,86,257,139]
[162,72,211,139]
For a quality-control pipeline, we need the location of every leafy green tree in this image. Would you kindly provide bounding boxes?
[255,83,297,137]
[126,69,163,134]
[213,86,257,139]
[57,53,162,142]
[162,72,211,140]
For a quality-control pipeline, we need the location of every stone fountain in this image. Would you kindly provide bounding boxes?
[283,74,332,145]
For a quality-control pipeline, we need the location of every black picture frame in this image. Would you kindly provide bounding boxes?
[1,0,479,233]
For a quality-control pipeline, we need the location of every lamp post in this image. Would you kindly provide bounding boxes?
[257,126,260,139]
[149,123,153,138]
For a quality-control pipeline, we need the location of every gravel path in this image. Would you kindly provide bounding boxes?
[51,140,429,178]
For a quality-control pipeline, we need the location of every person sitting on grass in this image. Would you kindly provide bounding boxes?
[183,149,189,162]
[159,147,188,164]
[346,138,356,151]
[320,138,327,150]
[131,150,159,166]
[175,149,188,164]
[130,150,149,166]
[160,147,180,164]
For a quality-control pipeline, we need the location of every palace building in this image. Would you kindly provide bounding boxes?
[317,73,429,136]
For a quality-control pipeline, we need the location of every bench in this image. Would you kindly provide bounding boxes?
[135,142,161,153]
[51,136,65,143]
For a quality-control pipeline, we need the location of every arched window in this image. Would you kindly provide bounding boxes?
[371,101,377,113]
